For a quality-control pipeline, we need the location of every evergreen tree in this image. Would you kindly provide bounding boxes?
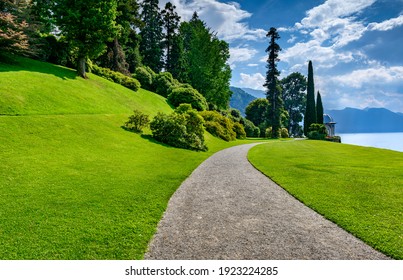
[161,2,180,73]
[304,60,317,136]
[316,91,324,124]
[55,0,118,78]
[281,72,307,137]
[264,27,283,138]
[179,13,231,109]
[139,0,163,73]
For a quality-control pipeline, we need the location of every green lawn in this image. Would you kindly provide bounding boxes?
[0,56,266,259]
[248,140,403,259]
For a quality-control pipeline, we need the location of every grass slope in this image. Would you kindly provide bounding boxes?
[248,140,403,259]
[0,57,262,259]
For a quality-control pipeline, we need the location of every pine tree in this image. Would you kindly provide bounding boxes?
[161,2,180,73]
[139,0,163,73]
[304,60,317,136]
[316,91,324,124]
[264,27,283,138]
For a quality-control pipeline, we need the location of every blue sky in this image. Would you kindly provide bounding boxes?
[159,0,403,113]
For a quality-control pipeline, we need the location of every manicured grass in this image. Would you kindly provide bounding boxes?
[248,140,403,259]
[0,56,267,259]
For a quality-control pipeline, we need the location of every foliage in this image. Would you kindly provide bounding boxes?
[243,119,260,138]
[179,13,232,109]
[281,72,307,137]
[150,105,207,151]
[139,0,164,73]
[264,27,283,138]
[134,66,156,91]
[316,91,324,124]
[55,0,118,78]
[245,98,270,127]
[167,86,208,111]
[154,71,176,97]
[233,122,246,139]
[304,60,317,136]
[124,110,150,133]
[249,141,403,259]
[0,12,29,56]
[92,65,140,92]
[280,127,289,138]
[307,123,327,140]
[161,2,181,73]
[200,111,236,141]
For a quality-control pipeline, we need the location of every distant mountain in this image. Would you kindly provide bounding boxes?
[326,107,403,133]
[230,87,256,116]
[241,88,266,99]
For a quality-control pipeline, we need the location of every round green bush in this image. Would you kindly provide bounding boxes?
[134,66,154,90]
[200,111,236,141]
[167,87,208,111]
[233,122,246,139]
[154,72,175,97]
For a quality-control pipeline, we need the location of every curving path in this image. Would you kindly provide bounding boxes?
[145,143,389,260]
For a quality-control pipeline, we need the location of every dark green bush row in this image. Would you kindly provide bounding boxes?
[150,104,207,151]
[92,65,140,92]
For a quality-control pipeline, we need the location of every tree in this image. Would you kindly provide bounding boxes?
[55,0,118,78]
[281,72,307,137]
[140,0,164,73]
[304,60,317,136]
[245,98,270,127]
[316,91,324,124]
[264,27,283,138]
[179,13,232,109]
[0,11,29,56]
[161,2,181,73]
[97,0,141,74]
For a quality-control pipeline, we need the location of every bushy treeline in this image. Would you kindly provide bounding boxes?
[1,0,232,110]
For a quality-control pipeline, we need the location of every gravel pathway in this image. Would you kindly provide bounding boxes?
[145,143,389,260]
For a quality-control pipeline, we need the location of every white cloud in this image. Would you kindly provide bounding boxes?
[228,46,258,66]
[247,63,259,67]
[332,66,403,88]
[159,0,266,42]
[238,73,265,90]
[368,15,403,31]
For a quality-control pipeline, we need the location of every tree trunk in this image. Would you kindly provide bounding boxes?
[77,56,87,79]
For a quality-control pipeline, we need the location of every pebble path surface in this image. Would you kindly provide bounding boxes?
[145,143,389,260]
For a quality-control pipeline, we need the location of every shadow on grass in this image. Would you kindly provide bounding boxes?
[0,54,77,80]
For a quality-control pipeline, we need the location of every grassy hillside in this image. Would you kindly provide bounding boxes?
[0,57,261,259]
[249,141,403,259]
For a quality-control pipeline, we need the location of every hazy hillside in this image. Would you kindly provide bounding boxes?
[229,86,256,116]
[241,87,266,99]
[326,107,403,133]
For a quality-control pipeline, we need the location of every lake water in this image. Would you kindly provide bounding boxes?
[338,132,403,152]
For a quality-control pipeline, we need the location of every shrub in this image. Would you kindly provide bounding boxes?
[154,72,175,97]
[123,110,150,133]
[150,105,207,151]
[233,122,246,139]
[280,128,289,138]
[243,119,260,137]
[200,111,236,141]
[92,65,140,91]
[265,127,281,138]
[167,87,208,111]
[308,123,327,140]
[134,66,155,91]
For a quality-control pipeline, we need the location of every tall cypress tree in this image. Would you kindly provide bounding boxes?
[304,60,317,136]
[264,27,283,138]
[316,91,324,124]
[139,0,163,73]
